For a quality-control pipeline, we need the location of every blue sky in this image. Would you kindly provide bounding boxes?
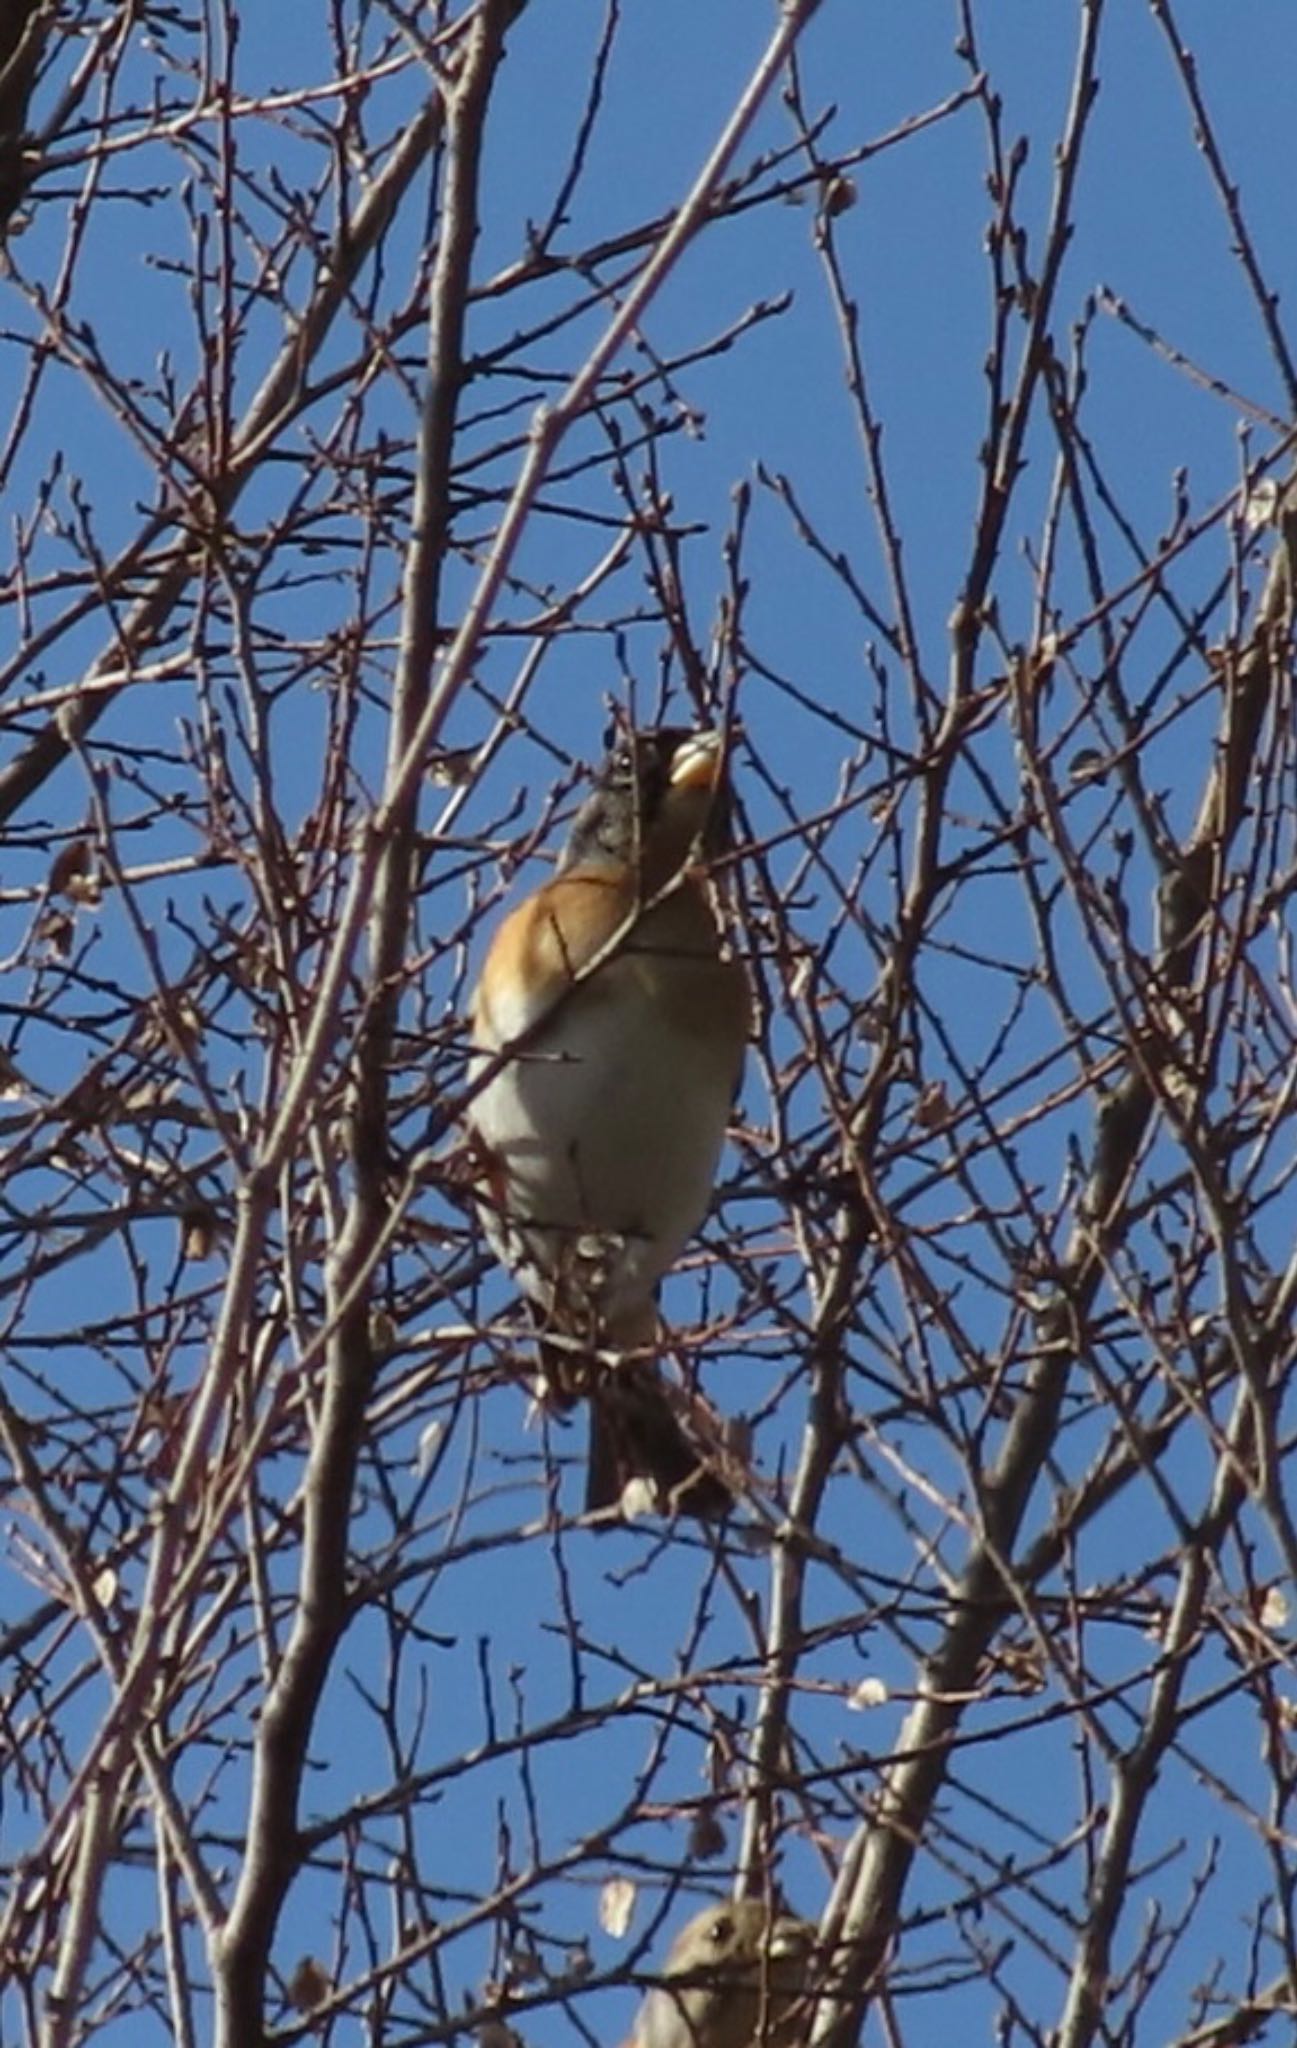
[2,3,1296,2042]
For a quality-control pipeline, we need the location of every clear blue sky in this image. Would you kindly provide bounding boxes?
[2,3,1295,2041]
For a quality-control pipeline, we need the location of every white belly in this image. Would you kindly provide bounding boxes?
[471,954,737,1330]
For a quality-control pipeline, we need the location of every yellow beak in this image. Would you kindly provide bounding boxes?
[668,731,724,792]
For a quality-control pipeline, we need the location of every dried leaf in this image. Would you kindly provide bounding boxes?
[1242,476,1279,533]
[180,1205,222,1262]
[847,1676,888,1711]
[478,2021,524,2048]
[912,1080,951,1130]
[600,1875,638,1939]
[35,907,75,958]
[504,1946,543,1986]
[48,839,93,899]
[288,1956,332,2012]
[821,172,857,218]
[427,745,479,786]
[1260,1584,1289,1632]
[0,1050,29,1099]
[687,1808,728,1861]
[369,1308,397,1357]
[1068,747,1107,784]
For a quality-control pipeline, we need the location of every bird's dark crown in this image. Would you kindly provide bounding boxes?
[558,726,733,878]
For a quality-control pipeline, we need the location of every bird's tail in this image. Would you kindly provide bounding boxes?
[585,1359,734,1521]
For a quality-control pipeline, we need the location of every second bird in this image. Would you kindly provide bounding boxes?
[628,1901,816,2048]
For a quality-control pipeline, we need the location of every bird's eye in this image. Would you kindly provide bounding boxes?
[708,1915,732,1947]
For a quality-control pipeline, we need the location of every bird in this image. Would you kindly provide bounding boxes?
[628,1901,816,2048]
[468,724,750,1519]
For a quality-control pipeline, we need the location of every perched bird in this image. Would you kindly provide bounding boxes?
[629,1901,815,2048]
[469,726,750,1518]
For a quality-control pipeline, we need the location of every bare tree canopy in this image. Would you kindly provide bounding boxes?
[2,3,1296,2046]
